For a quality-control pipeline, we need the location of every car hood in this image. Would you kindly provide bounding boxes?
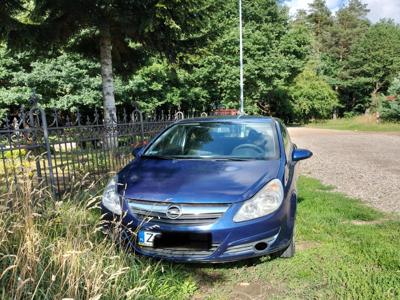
[118,158,281,204]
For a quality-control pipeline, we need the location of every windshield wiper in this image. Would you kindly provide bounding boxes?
[142,155,263,161]
[141,155,173,160]
[211,157,250,161]
[141,155,202,160]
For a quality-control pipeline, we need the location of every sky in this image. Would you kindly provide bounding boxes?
[283,0,400,23]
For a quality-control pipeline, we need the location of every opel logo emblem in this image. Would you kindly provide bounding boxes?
[166,204,182,219]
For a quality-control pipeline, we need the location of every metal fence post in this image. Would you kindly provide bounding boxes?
[39,107,57,196]
[28,109,43,182]
[136,110,144,143]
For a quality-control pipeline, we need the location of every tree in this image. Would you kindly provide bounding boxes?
[288,65,339,122]
[0,1,24,36]
[2,0,210,127]
[343,21,400,112]
[318,0,370,114]
[0,48,102,112]
[307,0,333,49]
[328,0,369,62]
[186,0,311,115]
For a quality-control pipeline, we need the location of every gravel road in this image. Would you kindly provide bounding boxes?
[288,127,400,213]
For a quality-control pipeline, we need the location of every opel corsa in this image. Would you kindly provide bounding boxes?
[101,116,312,262]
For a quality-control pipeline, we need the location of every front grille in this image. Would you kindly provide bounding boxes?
[138,244,220,258]
[128,199,230,225]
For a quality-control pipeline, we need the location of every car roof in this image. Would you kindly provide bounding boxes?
[175,115,276,124]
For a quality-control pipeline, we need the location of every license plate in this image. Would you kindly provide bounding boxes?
[138,230,160,247]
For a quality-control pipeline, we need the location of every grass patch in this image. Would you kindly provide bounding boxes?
[0,177,196,299]
[307,115,400,132]
[191,177,400,299]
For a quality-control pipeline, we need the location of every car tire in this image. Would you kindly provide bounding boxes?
[271,232,296,259]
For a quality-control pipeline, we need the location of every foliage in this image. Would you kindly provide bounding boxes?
[1,0,213,123]
[304,0,372,114]
[4,148,27,159]
[307,0,333,46]
[0,177,197,299]
[186,0,311,114]
[121,60,209,113]
[380,75,400,121]
[325,0,370,61]
[0,48,102,111]
[0,0,312,118]
[1,0,400,122]
[289,65,339,122]
[343,21,400,111]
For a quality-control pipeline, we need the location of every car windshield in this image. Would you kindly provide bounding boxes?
[143,121,279,160]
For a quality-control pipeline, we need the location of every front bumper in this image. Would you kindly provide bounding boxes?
[101,201,294,263]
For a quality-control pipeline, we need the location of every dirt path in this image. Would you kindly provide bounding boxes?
[289,127,400,213]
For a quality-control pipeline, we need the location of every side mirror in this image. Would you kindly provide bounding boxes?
[132,146,144,158]
[292,148,313,162]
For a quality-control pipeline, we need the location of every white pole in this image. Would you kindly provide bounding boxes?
[239,0,244,115]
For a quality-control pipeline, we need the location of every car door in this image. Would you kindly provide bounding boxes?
[277,120,298,230]
[278,121,294,189]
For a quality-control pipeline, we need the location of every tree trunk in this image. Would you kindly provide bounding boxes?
[371,82,382,113]
[100,25,118,149]
[333,85,338,119]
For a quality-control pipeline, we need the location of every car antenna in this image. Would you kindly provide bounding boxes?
[238,0,245,115]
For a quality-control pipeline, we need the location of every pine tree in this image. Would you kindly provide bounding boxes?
[2,0,210,131]
[307,0,333,47]
[329,0,370,61]
[343,21,400,112]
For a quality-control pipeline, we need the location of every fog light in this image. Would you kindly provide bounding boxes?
[254,242,268,252]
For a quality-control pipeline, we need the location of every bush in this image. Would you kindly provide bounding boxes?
[380,98,400,122]
[289,67,340,123]
[379,75,400,122]
[3,148,27,159]
[343,111,358,119]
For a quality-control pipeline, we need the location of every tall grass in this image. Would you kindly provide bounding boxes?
[0,169,196,299]
[307,114,400,132]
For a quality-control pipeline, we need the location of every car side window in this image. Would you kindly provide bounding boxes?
[279,122,292,161]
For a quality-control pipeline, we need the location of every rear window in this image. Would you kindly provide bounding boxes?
[143,121,279,160]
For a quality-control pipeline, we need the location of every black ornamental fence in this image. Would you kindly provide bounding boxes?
[0,104,209,197]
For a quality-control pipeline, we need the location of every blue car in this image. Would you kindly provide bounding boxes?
[101,116,312,262]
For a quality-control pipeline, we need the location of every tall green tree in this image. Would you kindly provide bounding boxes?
[186,0,311,115]
[327,0,370,62]
[343,21,400,112]
[307,0,333,49]
[2,0,210,125]
[318,0,370,113]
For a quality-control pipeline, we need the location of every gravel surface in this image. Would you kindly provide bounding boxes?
[288,127,400,213]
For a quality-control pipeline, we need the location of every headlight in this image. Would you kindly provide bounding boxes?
[102,176,122,215]
[233,179,284,222]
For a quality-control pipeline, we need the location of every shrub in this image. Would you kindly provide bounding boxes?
[343,111,358,119]
[289,67,340,123]
[380,98,400,122]
[3,148,27,159]
[379,75,400,122]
